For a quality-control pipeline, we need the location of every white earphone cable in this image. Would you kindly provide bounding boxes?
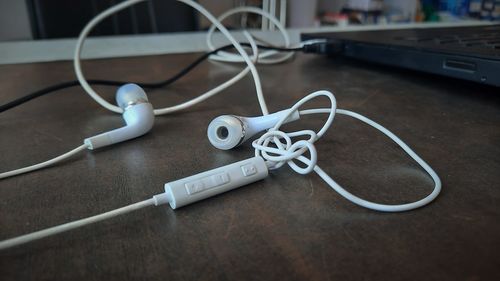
[1,1,270,181]
[74,0,271,116]
[205,6,294,65]
[179,0,269,115]
[0,91,442,250]
[154,30,261,115]
[0,0,442,251]
[0,144,89,180]
[253,91,441,212]
[0,198,157,250]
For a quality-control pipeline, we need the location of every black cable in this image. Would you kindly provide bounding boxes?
[0,44,234,113]
[0,43,305,113]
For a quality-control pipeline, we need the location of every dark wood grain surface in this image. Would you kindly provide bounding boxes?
[0,52,499,281]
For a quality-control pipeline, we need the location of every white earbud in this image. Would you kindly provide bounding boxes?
[207,109,300,150]
[84,84,155,150]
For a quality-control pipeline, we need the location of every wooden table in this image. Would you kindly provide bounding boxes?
[1,52,499,281]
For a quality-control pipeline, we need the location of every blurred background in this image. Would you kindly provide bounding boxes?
[0,0,499,42]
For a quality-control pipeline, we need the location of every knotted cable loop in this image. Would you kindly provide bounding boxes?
[253,130,318,174]
[251,90,337,175]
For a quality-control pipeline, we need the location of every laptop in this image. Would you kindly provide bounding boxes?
[301,24,500,87]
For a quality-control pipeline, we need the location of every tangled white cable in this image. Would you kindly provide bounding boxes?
[0,0,443,251]
[2,0,301,181]
[253,90,336,174]
[73,0,283,116]
[253,90,442,212]
[1,0,275,180]
[0,89,443,250]
[206,6,294,64]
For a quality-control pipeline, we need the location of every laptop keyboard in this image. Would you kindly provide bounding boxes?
[395,32,500,50]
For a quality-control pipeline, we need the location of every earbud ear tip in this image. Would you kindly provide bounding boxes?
[116,84,148,110]
[207,115,244,150]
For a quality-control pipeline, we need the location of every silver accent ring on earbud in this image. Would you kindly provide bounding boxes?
[123,98,149,111]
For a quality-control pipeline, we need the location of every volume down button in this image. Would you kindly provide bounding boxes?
[185,172,230,195]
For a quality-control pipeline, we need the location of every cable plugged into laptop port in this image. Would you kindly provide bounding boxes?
[302,39,343,55]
